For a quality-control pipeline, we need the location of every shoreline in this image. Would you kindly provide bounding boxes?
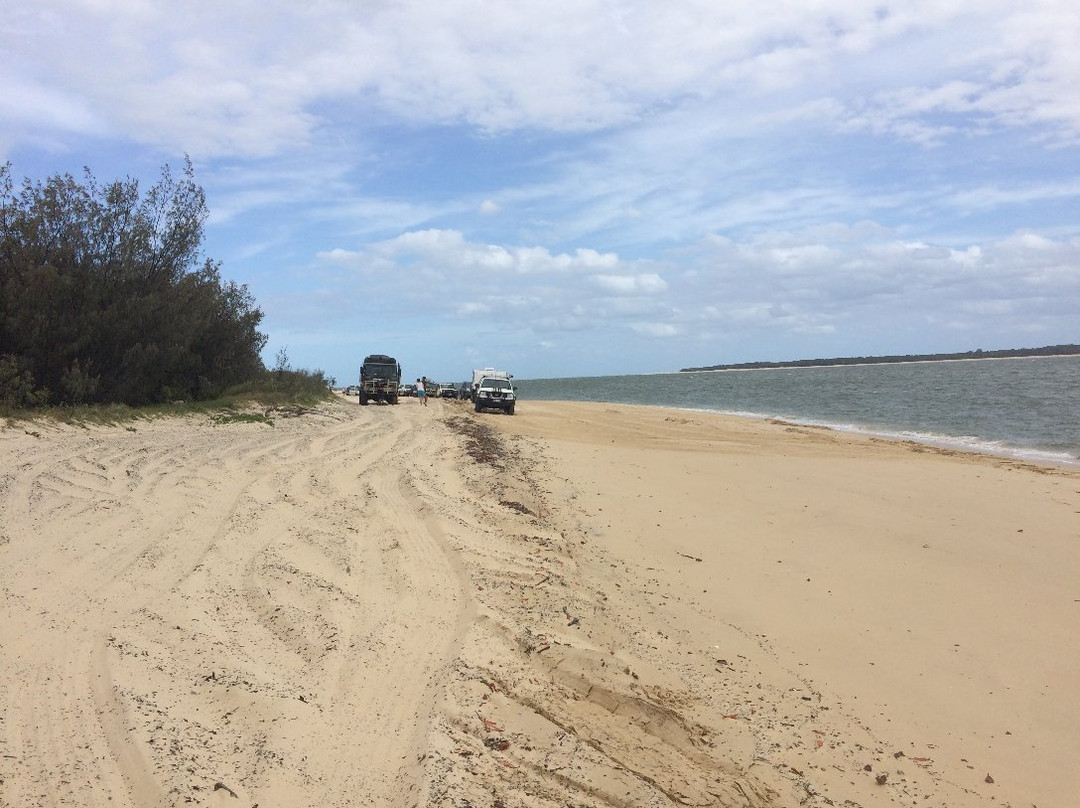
[522,397,1080,470]
[482,400,1080,808]
[516,355,1080,470]
[717,408,1080,470]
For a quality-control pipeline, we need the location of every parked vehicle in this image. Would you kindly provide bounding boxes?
[439,383,459,399]
[359,354,402,405]
[470,367,512,401]
[474,376,516,415]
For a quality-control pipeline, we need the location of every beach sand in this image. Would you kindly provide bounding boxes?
[1,397,1076,807]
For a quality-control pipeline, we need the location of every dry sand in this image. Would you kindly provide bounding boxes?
[1,396,1076,808]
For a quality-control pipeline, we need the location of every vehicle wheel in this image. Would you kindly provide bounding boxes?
[359,391,368,405]
[507,403,515,415]
[389,394,398,405]
[474,400,482,413]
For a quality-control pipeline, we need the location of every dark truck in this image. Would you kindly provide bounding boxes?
[358,354,402,405]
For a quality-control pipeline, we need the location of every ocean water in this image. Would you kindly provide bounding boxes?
[515,355,1080,468]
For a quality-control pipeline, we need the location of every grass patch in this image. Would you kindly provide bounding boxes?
[1,369,335,429]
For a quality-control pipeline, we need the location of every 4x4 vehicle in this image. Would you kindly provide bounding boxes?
[359,354,401,405]
[470,367,511,401]
[474,377,516,415]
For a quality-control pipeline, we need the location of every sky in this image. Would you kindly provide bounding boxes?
[3,0,1078,382]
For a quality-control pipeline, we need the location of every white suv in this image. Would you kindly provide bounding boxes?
[473,377,516,415]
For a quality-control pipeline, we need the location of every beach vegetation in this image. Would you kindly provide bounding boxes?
[0,159,269,409]
[681,343,1080,372]
[0,364,333,427]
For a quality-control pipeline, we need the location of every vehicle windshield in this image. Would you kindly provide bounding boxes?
[483,378,511,391]
[364,363,397,378]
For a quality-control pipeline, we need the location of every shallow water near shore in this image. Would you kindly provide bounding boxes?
[517,354,1080,467]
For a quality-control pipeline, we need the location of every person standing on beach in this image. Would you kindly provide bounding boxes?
[416,378,427,406]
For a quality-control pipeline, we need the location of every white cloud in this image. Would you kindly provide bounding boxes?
[4,0,1079,380]
[306,230,676,346]
[684,224,1080,337]
[300,220,1077,370]
[631,322,680,338]
[6,0,1079,159]
[0,79,104,136]
[315,247,363,265]
[368,230,621,277]
[455,301,492,316]
[945,179,1080,211]
[591,273,668,295]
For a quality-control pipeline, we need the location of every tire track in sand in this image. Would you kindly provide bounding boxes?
[2,417,276,808]
[1,401,471,808]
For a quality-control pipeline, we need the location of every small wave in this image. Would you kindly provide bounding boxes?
[517,359,1080,470]
[868,427,1079,468]
[667,404,1075,468]
[702,409,1079,468]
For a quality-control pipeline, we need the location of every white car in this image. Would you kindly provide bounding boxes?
[473,377,516,415]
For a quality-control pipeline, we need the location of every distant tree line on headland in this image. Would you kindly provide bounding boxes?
[680,345,1080,373]
[0,160,276,408]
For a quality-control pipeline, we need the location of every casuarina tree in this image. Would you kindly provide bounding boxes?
[0,159,268,406]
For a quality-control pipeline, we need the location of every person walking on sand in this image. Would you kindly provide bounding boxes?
[416,378,427,406]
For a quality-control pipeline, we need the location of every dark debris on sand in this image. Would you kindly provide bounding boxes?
[443,415,506,469]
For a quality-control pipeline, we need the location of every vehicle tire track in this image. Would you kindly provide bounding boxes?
[1,401,473,807]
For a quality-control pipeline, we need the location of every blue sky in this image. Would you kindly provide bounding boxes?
[3,0,1078,382]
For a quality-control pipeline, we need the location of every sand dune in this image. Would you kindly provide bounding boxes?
[1,397,1076,807]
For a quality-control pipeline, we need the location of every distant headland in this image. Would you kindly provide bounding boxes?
[679,344,1080,373]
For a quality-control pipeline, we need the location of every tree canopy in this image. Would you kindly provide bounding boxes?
[0,159,268,407]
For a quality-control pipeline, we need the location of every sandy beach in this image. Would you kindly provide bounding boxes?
[1,396,1076,808]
